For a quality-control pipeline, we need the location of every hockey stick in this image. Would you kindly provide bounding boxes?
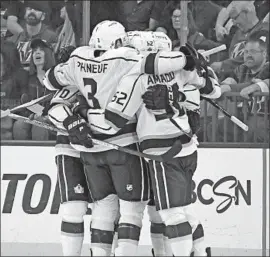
[7,113,180,162]
[0,93,53,118]
[200,44,227,58]
[201,96,249,131]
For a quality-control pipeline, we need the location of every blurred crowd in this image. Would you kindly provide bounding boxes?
[0,0,269,143]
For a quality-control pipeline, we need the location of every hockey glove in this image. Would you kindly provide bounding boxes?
[63,115,93,148]
[179,45,196,71]
[56,45,76,64]
[180,43,208,74]
[142,84,185,111]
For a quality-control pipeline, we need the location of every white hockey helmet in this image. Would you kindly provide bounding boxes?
[126,31,172,54]
[89,20,127,51]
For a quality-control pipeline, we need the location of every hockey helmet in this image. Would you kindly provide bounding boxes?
[89,20,127,51]
[126,31,172,54]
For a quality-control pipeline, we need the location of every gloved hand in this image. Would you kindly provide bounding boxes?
[63,115,93,148]
[57,45,76,64]
[179,45,196,71]
[180,43,208,75]
[142,84,185,111]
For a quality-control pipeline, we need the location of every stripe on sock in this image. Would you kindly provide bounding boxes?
[165,222,192,239]
[61,221,84,234]
[150,222,166,234]
[118,223,141,241]
[91,228,114,244]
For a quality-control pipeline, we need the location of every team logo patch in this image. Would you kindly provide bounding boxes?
[126,184,133,191]
[74,184,84,194]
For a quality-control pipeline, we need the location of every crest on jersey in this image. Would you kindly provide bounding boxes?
[231,41,246,58]
[126,184,133,191]
[74,184,84,194]
[17,41,32,65]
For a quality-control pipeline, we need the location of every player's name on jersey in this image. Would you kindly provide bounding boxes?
[77,61,108,74]
[147,72,175,85]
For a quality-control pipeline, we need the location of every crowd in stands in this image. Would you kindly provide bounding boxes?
[0,0,269,143]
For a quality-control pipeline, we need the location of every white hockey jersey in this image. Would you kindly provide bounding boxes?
[49,86,80,157]
[43,45,189,152]
[102,68,221,157]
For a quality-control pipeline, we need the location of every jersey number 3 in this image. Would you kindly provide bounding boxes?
[83,78,101,108]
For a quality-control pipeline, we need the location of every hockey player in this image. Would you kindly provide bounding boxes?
[47,46,92,256]
[85,31,221,256]
[141,50,219,257]
[43,20,198,256]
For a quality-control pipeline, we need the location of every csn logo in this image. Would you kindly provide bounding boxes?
[191,176,251,213]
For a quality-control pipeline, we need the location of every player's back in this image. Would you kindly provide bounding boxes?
[105,67,198,158]
[70,46,142,109]
[138,70,198,157]
[67,46,143,152]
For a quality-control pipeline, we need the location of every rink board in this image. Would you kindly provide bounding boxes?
[1,146,269,256]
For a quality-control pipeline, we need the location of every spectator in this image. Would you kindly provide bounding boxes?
[55,1,76,56]
[156,2,223,59]
[1,5,8,37]
[253,0,270,21]
[2,0,59,40]
[28,39,55,100]
[0,40,29,140]
[118,0,167,31]
[13,38,55,141]
[6,1,57,70]
[212,31,269,142]
[57,0,81,47]
[211,2,269,79]
[2,0,26,40]
[187,0,223,41]
[48,1,66,31]
[215,0,269,42]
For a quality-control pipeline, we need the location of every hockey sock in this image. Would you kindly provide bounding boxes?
[150,222,166,256]
[61,221,84,256]
[115,223,141,256]
[91,227,114,256]
[111,222,119,256]
[163,235,173,256]
[114,200,146,256]
[165,221,193,256]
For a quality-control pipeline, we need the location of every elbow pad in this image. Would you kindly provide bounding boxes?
[48,103,73,130]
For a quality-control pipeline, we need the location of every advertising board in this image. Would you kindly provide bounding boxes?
[1,147,268,256]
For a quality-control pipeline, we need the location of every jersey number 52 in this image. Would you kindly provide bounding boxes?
[111,91,128,106]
